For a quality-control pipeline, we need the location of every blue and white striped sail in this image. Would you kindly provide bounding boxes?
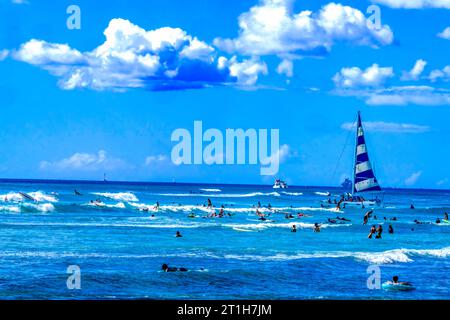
[353,112,382,194]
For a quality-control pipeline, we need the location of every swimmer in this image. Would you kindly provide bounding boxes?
[313,223,321,232]
[175,231,182,238]
[161,264,188,272]
[436,218,441,224]
[444,212,448,220]
[388,224,394,234]
[410,204,415,209]
[328,218,337,224]
[368,225,376,239]
[375,225,383,239]
[207,198,213,208]
[74,189,82,196]
[291,225,297,233]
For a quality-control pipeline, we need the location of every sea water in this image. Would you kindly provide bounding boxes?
[0,180,449,299]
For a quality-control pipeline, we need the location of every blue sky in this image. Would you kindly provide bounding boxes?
[0,0,449,188]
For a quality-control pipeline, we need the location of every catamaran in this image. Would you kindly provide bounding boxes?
[322,111,383,209]
[273,179,288,189]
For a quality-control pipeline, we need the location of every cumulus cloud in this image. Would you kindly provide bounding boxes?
[214,0,394,57]
[333,64,394,88]
[405,171,422,187]
[12,19,267,91]
[401,59,427,81]
[429,65,450,82]
[372,0,450,9]
[341,121,430,133]
[276,59,294,77]
[40,150,127,171]
[437,27,450,39]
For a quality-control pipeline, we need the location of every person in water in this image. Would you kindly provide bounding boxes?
[175,231,182,237]
[388,224,394,234]
[363,210,373,225]
[291,225,297,233]
[74,189,82,196]
[392,276,411,286]
[436,218,441,224]
[410,204,415,209]
[375,225,383,239]
[161,264,188,272]
[313,223,321,232]
[153,201,160,211]
[368,225,376,239]
[444,212,448,220]
[207,198,213,208]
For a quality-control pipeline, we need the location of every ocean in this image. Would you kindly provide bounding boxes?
[0,179,449,300]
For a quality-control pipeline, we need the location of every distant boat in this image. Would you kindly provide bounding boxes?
[322,112,383,208]
[273,179,288,189]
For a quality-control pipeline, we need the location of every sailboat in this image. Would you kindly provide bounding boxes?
[322,111,383,209]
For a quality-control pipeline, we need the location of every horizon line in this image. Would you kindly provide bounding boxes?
[0,177,448,192]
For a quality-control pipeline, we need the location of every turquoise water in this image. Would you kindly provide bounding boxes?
[0,180,449,299]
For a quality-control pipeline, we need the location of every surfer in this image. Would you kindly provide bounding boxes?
[328,218,337,224]
[444,212,448,220]
[392,276,411,286]
[153,201,160,211]
[74,189,82,196]
[410,204,415,209]
[336,216,351,222]
[207,198,213,208]
[161,264,188,272]
[175,231,182,238]
[291,225,297,233]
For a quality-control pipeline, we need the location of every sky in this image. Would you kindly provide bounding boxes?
[0,0,449,188]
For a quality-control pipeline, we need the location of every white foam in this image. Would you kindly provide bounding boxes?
[20,202,55,213]
[92,192,138,202]
[200,188,222,192]
[0,191,58,203]
[315,191,330,196]
[281,192,303,196]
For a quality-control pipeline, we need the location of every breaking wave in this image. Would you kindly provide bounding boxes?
[92,192,139,202]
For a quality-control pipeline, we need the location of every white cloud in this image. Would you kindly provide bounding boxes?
[145,154,168,165]
[437,178,448,186]
[0,49,8,61]
[401,59,427,81]
[276,59,294,77]
[214,0,394,57]
[365,86,450,106]
[220,56,268,86]
[429,65,450,82]
[405,171,422,186]
[40,150,126,171]
[333,64,394,88]
[341,121,430,133]
[437,27,450,39]
[372,0,450,9]
[12,18,266,91]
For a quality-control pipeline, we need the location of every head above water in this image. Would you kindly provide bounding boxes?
[393,276,399,283]
[162,264,168,271]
